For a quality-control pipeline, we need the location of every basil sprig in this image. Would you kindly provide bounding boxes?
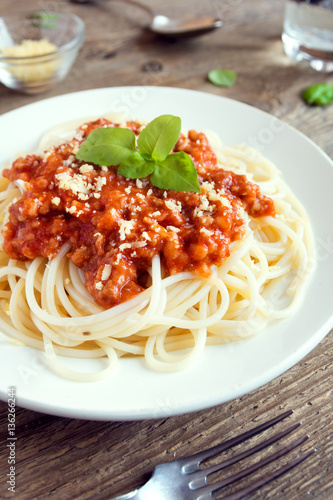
[76,114,200,193]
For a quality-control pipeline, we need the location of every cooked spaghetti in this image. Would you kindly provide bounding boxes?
[0,117,314,381]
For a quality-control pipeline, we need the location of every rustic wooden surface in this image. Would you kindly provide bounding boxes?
[0,0,332,498]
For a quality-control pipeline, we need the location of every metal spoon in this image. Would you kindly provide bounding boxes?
[70,0,223,38]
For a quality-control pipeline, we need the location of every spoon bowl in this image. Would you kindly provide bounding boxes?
[70,0,223,38]
[150,14,223,38]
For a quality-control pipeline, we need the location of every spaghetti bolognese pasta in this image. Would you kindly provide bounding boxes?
[0,116,314,381]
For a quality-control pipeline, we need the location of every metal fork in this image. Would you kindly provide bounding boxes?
[110,409,315,500]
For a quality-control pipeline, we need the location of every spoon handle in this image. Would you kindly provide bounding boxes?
[113,0,154,18]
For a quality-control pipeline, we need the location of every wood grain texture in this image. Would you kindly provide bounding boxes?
[0,0,332,498]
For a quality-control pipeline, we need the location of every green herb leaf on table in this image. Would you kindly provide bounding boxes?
[150,152,200,193]
[76,127,136,166]
[302,83,333,106]
[75,114,201,193]
[137,114,181,161]
[208,69,237,88]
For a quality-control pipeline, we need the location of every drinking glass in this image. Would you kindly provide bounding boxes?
[282,0,333,72]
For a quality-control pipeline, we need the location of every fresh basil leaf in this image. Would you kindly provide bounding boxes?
[76,127,136,166]
[30,12,59,20]
[208,69,237,88]
[118,152,156,179]
[75,115,201,194]
[302,83,333,106]
[137,115,181,162]
[150,152,200,193]
[30,12,59,29]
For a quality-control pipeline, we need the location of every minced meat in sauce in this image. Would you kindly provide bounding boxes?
[2,119,275,308]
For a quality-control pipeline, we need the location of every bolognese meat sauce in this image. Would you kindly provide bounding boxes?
[2,119,275,308]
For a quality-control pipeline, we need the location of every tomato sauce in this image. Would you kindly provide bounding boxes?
[2,119,275,308]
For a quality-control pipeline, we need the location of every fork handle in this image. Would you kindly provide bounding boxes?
[109,490,138,500]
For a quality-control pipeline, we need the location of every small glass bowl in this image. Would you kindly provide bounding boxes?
[0,11,85,94]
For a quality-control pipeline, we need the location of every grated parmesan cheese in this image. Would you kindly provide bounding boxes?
[79,164,94,174]
[201,181,233,209]
[101,264,112,281]
[67,206,77,214]
[52,197,61,206]
[200,227,214,236]
[166,226,181,233]
[1,39,57,58]
[1,39,59,83]
[118,220,135,240]
[132,241,147,248]
[119,243,132,251]
[55,170,107,201]
[56,171,91,200]
[95,176,107,192]
[165,199,182,212]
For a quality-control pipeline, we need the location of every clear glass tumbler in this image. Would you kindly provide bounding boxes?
[282,0,333,72]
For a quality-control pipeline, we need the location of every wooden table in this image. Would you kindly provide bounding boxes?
[0,0,332,498]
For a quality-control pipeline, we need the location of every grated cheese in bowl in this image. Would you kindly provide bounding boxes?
[1,39,57,58]
[1,39,59,82]
[0,11,85,94]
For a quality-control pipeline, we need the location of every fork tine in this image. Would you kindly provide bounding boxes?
[194,434,313,498]
[219,448,316,500]
[188,422,301,490]
[181,409,294,474]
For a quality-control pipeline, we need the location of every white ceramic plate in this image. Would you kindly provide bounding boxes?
[0,87,332,421]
